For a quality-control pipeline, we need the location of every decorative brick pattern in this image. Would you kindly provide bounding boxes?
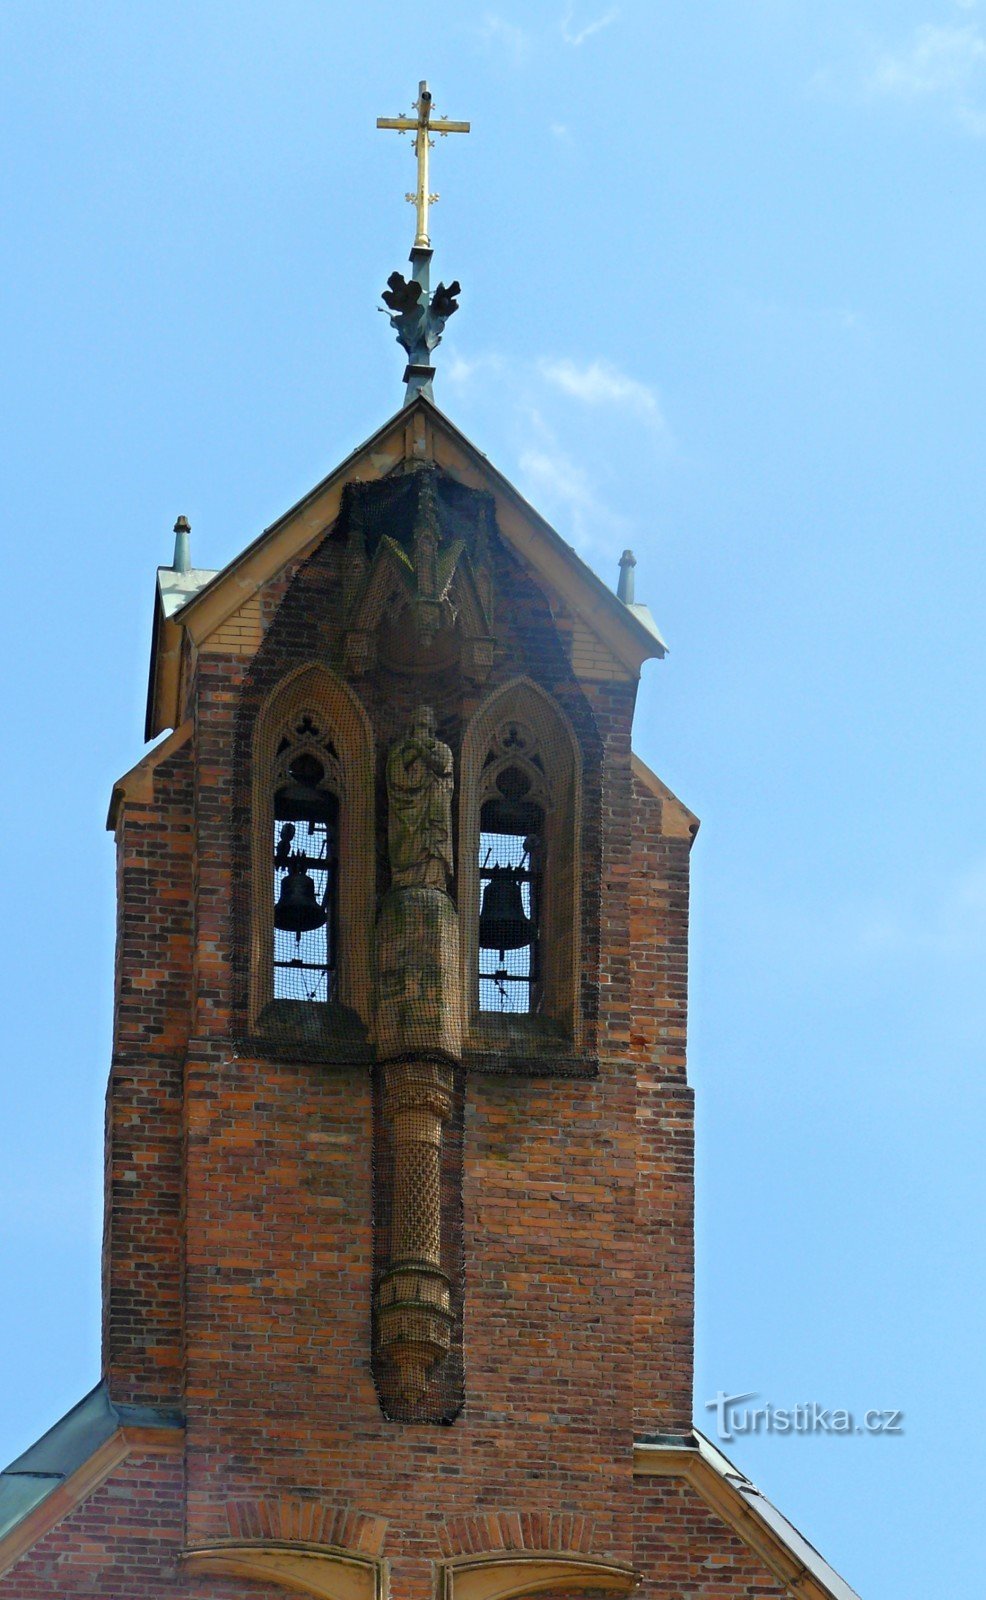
[0,1453,190,1599]
[436,1510,597,1558]
[224,1498,388,1553]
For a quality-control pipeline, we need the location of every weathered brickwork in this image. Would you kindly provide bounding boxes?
[2,439,812,1599]
[103,735,193,1407]
[224,529,609,1056]
[167,512,648,1559]
[629,776,695,1437]
[0,1449,307,1598]
[633,1480,789,1600]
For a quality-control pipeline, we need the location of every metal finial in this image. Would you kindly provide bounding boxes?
[617,549,636,604]
[377,82,470,405]
[173,516,191,575]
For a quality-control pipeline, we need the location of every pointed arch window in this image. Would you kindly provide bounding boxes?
[249,664,375,1040]
[461,681,582,1051]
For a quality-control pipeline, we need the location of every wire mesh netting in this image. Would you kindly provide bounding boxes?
[478,827,539,1013]
[272,827,335,1003]
[272,747,340,1004]
[225,461,613,1423]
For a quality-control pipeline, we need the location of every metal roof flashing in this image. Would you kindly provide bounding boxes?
[633,1431,861,1600]
[625,600,667,650]
[145,564,218,742]
[0,1384,184,1550]
[0,1385,116,1543]
[157,564,219,619]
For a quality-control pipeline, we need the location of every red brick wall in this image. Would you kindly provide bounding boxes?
[17,506,718,1596]
[167,531,643,1551]
[1,1470,789,1599]
[633,1479,789,1599]
[630,778,695,1437]
[103,737,193,1406]
[1,1452,194,1598]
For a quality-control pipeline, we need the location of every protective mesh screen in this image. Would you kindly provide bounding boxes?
[478,828,539,1013]
[371,1060,466,1425]
[223,463,620,1425]
[231,464,607,1075]
[272,804,338,1005]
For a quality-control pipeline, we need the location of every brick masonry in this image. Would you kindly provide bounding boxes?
[1,465,792,1598]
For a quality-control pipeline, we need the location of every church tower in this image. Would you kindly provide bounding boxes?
[0,83,859,1600]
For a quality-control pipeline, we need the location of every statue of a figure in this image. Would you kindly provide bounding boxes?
[386,706,454,890]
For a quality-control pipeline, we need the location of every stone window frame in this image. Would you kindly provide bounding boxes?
[459,677,582,1049]
[249,662,375,1031]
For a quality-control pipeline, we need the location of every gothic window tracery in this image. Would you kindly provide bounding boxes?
[248,664,375,1038]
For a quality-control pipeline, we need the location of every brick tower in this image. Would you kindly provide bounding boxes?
[0,87,859,1600]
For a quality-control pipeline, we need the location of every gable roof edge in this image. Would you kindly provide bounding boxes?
[170,397,666,674]
[633,1434,860,1600]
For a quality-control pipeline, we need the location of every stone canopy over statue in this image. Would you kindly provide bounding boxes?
[386,706,454,890]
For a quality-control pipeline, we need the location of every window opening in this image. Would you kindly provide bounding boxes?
[478,764,543,1014]
[272,750,339,1003]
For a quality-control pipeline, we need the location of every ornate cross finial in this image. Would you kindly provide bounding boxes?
[377,80,470,250]
[377,82,470,406]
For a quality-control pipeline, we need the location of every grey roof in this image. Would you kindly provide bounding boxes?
[0,1384,183,1545]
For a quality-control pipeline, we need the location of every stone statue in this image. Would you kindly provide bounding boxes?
[386,706,454,890]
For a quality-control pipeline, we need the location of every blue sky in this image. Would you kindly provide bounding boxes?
[1,5,983,1597]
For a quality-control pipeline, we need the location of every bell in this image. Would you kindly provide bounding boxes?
[274,863,328,935]
[275,779,334,824]
[478,866,534,954]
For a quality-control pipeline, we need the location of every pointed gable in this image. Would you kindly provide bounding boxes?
[146,395,665,737]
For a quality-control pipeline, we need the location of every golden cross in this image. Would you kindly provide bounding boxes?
[377,81,470,251]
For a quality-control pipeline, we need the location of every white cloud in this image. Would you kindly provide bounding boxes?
[538,357,667,431]
[518,442,611,550]
[447,351,666,436]
[479,13,533,66]
[561,6,619,46]
[439,352,667,553]
[516,409,630,553]
[870,21,986,96]
[446,350,505,386]
[863,19,986,131]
